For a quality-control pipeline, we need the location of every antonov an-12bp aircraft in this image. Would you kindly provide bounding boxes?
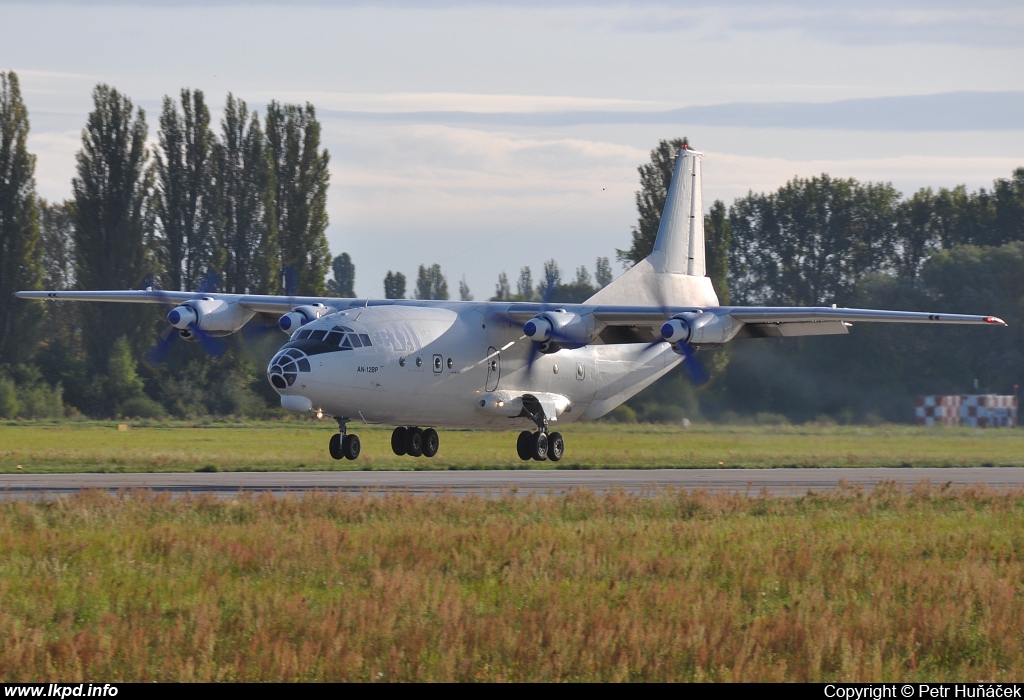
[17,147,1007,462]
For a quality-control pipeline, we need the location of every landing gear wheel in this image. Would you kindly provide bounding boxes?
[547,432,564,462]
[516,431,533,461]
[531,432,548,461]
[329,434,344,460]
[342,434,361,460]
[406,428,424,457]
[422,428,439,458]
[391,426,408,456]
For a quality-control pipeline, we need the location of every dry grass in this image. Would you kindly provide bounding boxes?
[2,487,1024,681]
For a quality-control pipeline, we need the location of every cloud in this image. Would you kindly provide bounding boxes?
[320,92,1024,132]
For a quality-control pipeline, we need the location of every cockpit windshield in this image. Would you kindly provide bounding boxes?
[289,324,372,350]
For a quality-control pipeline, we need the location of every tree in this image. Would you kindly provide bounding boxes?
[728,175,898,306]
[554,265,597,303]
[536,259,561,300]
[594,256,613,288]
[704,199,731,304]
[0,71,43,365]
[216,94,278,294]
[266,102,330,296]
[384,270,406,299]
[414,264,448,300]
[516,266,534,301]
[72,84,155,371]
[617,137,688,267]
[459,275,473,301]
[493,271,511,301]
[156,89,218,292]
[327,252,355,297]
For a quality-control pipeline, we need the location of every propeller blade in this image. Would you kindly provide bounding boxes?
[676,340,710,387]
[189,325,227,360]
[144,325,178,367]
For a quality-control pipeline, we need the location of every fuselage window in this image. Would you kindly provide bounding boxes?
[359,334,372,347]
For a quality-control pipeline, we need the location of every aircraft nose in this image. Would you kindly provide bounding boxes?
[267,348,312,393]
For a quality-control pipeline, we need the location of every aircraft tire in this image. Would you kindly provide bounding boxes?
[342,434,361,460]
[329,433,344,460]
[406,428,424,457]
[422,428,439,458]
[516,431,532,461]
[547,432,564,462]
[531,432,548,461]
[391,427,408,456]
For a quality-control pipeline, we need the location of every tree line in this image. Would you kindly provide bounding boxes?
[0,72,331,417]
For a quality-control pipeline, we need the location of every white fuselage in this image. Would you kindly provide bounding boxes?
[268,303,682,430]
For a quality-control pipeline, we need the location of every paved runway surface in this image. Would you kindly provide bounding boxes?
[4,468,1024,498]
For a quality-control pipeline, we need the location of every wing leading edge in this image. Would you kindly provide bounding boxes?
[14,290,1006,344]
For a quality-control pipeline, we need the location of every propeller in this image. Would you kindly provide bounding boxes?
[646,280,710,388]
[143,267,227,369]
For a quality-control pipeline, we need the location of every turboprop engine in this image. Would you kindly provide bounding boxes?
[660,311,734,346]
[278,304,330,333]
[522,309,598,351]
[167,297,254,339]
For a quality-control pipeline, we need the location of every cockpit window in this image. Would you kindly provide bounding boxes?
[340,335,352,349]
[349,334,362,348]
[325,330,343,345]
[359,334,372,347]
[309,330,328,341]
[297,329,313,340]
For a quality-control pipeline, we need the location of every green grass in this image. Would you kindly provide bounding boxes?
[3,487,1024,681]
[2,420,1023,473]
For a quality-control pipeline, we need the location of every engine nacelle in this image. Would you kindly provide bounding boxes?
[522,310,597,348]
[279,304,330,333]
[660,311,732,346]
[166,297,253,335]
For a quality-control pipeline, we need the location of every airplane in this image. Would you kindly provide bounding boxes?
[16,147,1007,462]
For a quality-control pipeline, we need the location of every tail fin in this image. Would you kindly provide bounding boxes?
[587,147,719,307]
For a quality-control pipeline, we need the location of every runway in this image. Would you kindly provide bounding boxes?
[3,467,1024,499]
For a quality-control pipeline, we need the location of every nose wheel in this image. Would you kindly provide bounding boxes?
[391,426,440,458]
[329,419,361,460]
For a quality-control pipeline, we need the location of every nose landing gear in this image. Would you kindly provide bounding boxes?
[391,426,440,458]
[329,418,361,460]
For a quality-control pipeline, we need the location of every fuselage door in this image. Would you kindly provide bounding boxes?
[485,346,500,391]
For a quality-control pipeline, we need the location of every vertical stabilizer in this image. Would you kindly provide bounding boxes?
[585,146,718,308]
[651,147,704,276]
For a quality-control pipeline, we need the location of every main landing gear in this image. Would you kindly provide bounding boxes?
[391,426,440,458]
[516,398,564,462]
[329,418,361,461]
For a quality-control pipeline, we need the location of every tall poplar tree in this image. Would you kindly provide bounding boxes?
[156,89,218,291]
[0,71,43,364]
[265,102,330,296]
[72,84,154,370]
[383,271,406,299]
[217,94,277,294]
[327,252,355,297]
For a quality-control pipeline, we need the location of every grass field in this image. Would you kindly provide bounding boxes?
[1,420,1023,473]
[2,487,1024,681]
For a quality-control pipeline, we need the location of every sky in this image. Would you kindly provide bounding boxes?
[3,0,1023,299]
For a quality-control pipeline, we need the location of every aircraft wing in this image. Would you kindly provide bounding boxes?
[13,290,334,312]
[584,305,1006,341]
